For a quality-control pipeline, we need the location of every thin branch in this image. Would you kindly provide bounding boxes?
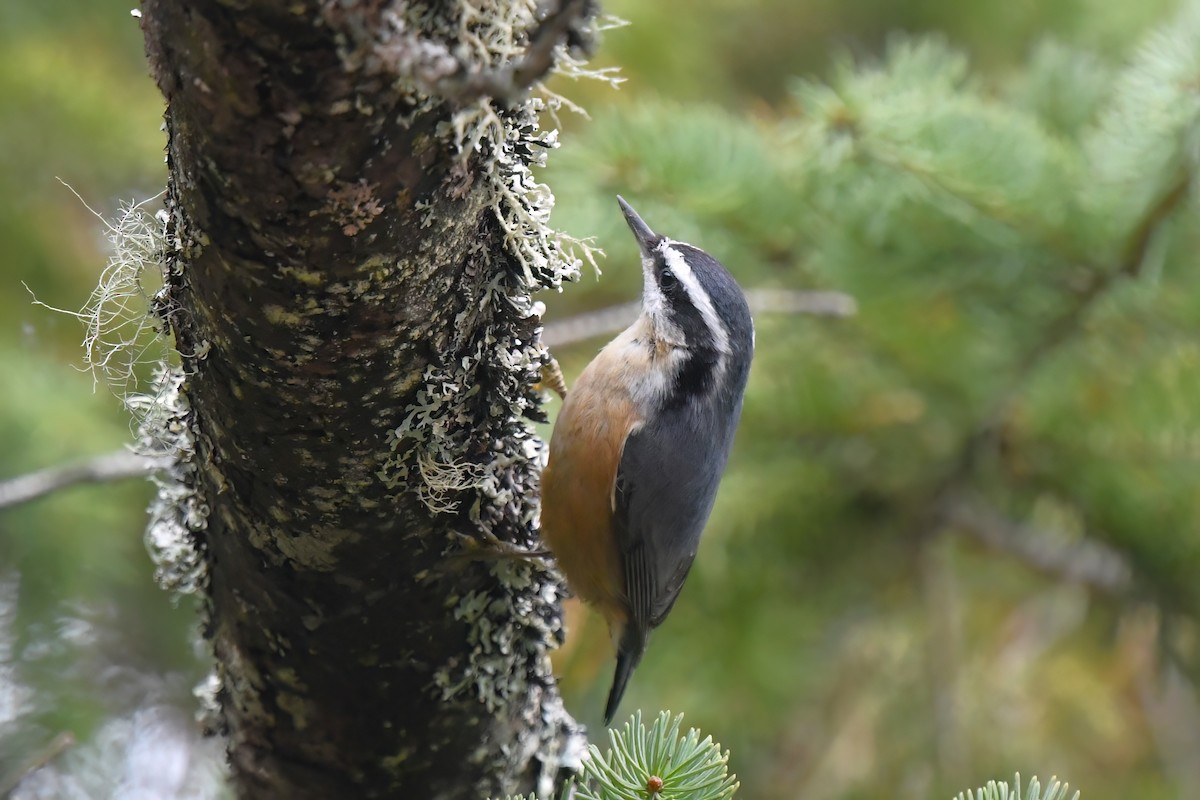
[0,451,168,510]
[453,0,592,104]
[941,494,1133,596]
[919,534,968,786]
[0,731,75,796]
[1134,624,1200,798]
[358,0,594,107]
[745,287,858,317]
[542,300,639,348]
[542,288,856,348]
[1119,172,1192,277]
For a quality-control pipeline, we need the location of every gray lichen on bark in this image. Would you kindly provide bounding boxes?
[132,0,607,796]
[136,366,209,598]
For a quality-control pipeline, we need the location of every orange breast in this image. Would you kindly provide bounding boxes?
[540,342,643,630]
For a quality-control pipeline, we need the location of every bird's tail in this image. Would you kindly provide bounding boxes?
[603,625,646,725]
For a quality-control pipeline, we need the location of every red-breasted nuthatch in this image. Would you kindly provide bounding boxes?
[541,197,755,724]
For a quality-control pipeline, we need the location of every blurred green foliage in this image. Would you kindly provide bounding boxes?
[544,2,1200,799]
[2,0,1199,798]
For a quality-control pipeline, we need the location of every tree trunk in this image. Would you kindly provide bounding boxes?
[137,1,589,797]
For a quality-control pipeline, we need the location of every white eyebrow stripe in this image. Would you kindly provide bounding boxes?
[659,241,731,358]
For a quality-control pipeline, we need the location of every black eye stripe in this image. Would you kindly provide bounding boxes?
[656,255,683,296]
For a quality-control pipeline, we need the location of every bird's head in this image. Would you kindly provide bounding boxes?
[618,196,754,364]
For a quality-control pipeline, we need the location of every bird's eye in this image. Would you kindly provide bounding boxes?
[660,269,678,293]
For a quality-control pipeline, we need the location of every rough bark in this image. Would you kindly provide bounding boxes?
[136,1,588,797]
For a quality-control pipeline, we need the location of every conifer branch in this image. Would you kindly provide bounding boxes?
[577,711,738,800]
[953,773,1080,800]
[857,138,1087,265]
[909,123,1193,605]
[493,711,738,800]
[946,160,1192,487]
[1001,168,1191,407]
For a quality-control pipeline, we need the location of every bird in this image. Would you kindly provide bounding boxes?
[539,196,755,725]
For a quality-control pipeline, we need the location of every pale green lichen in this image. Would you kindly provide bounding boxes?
[273,524,358,571]
[381,745,418,770]
[262,304,306,326]
[278,265,327,286]
[276,691,311,732]
[220,640,274,733]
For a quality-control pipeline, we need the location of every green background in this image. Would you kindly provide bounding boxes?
[1,0,1197,797]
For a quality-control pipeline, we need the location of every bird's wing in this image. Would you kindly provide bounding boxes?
[612,404,737,635]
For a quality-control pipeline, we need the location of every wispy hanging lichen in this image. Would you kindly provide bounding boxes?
[30,184,171,400]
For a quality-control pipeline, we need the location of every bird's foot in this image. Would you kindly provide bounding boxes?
[534,356,568,399]
[444,528,554,567]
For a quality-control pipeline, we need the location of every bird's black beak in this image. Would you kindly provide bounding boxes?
[617,196,661,255]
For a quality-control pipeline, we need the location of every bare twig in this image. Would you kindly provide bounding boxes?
[919,534,968,786]
[941,494,1133,596]
[0,451,169,510]
[0,731,75,796]
[543,288,856,348]
[3,287,849,509]
[449,0,592,104]
[351,0,594,107]
[1131,616,1200,798]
